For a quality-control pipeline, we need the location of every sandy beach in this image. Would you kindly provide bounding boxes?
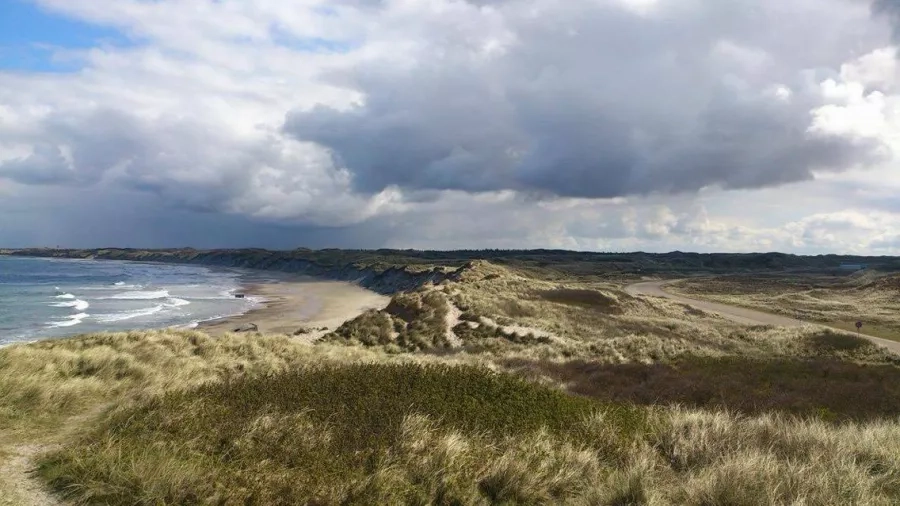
[199,276,390,341]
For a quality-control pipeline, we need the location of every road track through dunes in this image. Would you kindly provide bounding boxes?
[625,280,900,355]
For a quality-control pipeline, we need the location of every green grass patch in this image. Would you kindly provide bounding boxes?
[809,329,870,351]
[536,289,622,313]
[508,355,900,421]
[40,363,645,505]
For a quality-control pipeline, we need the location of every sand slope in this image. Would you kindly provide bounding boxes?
[200,279,390,341]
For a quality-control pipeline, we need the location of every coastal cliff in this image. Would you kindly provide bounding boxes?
[0,248,455,294]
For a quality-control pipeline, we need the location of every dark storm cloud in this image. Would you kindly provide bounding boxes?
[0,186,389,249]
[284,0,890,200]
[0,145,77,185]
[874,0,900,34]
[0,110,144,186]
[0,108,266,212]
[1,0,897,252]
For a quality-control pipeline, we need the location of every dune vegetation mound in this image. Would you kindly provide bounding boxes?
[36,359,900,506]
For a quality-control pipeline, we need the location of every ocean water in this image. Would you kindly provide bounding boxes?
[0,256,261,345]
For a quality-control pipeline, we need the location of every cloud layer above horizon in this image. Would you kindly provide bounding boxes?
[2,0,900,253]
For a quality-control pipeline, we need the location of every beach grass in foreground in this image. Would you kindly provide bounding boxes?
[0,329,894,505]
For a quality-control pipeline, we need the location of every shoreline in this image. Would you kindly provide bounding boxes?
[0,261,391,348]
[197,275,390,341]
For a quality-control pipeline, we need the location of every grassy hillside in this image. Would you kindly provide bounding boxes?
[0,331,895,505]
[324,261,899,366]
[671,273,900,342]
[39,359,900,505]
[2,254,900,504]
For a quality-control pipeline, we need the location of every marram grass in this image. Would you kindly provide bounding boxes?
[37,361,900,505]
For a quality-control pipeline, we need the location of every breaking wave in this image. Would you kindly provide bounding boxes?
[50,299,90,311]
[94,305,165,323]
[103,290,170,300]
[46,312,90,328]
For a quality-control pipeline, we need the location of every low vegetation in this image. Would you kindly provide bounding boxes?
[324,288,452,350]
[2,254,900,504]
[38,363,633,504]
[325,262,898,366]
[671,273,900,342]
[509,354,900,421]
[37,360,900,505]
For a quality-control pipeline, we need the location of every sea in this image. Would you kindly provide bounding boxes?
[0,256,261,346]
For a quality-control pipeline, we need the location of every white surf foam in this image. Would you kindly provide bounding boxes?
[94,305,165,323]
[47,312,90,328]
[55,293,75,300]
[51,299,90,311]
[110,282,143,289]
[165,298,191,308]
[103,290,170,300]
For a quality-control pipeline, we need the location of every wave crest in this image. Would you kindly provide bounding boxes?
[94,305,164,323]
[46,312,90,328]
[50,299,90,311]
[104,290,170,300]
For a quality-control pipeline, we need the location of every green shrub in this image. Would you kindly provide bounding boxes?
[330,290,452,351]
[809,330,868,352]
[324,309,395,346]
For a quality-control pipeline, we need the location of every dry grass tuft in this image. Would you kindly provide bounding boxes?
[0,329,430,435]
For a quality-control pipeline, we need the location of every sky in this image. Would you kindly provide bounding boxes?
[1,0,900,253]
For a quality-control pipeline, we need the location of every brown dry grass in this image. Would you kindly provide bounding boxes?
[327,262,899,367]
[671,273,900,342]
[508,353,900,421]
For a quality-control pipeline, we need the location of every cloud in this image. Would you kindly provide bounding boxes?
[1,0,900,252]
[785,210,900,253]
[874,0,900,39]
[285,0,891,199]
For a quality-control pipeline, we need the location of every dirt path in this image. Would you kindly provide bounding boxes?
[0,444,61,506]
[0,403,113,506]
[625,280,900,355]
[444,300,463,348]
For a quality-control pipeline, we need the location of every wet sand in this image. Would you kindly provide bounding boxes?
[199,276,390,341]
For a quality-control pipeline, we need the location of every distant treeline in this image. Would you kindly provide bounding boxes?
[3,247,900,277]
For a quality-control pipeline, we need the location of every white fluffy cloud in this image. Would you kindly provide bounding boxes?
[1,0,900,252]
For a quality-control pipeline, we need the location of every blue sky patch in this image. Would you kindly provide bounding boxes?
[0,0,133,72]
